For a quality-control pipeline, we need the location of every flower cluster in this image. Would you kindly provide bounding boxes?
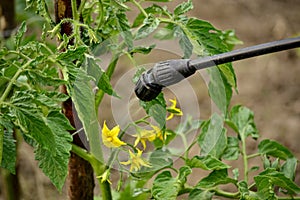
[100,98,182,181]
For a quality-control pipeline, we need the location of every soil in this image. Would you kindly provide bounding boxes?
[1,0,300,199]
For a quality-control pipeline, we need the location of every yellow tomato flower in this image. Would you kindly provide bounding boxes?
[102,121,126,148]
[120,149,152,172]
[166,98,183,120]
[133,128,156,150]
[96,169,112,184]
[151,125,164,141]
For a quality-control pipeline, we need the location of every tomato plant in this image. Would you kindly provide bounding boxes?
[0,0,299,199]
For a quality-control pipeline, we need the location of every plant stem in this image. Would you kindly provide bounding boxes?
[131,0,148,18]
[0,59,31,104]
[214,188,240,199]
[241,135,248,183]
[247,153,261,159]
[71,144,112,200]
[277,197,300,200]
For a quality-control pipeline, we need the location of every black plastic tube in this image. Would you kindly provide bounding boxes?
[189,36,300,70]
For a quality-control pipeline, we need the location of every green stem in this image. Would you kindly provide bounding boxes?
[214,188,240,199]
[78,0,87,16]
[241,135,248,183]
[71,0,79,21]
[0,59,32,104]
[277,197,300,200]
[247,153,261,159]
[41,0,55,27]
[131,0,148,18]
[71,144,112,200]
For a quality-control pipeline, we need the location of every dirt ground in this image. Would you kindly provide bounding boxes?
[1,0,300,199]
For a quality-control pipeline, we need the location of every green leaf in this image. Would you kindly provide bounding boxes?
[1,130,16,174]
[26,70,66,87]
[238,181,261,200]
[184,17,237,89]
[207,67,232,115]
[178,166,192,184]
[116,13,133,49]
[148,149,173,171]
[68,69,103,161]
[177,28,193,58]
[222,136,240,160]
[14,21,27,48]
[188,189,213,200]
[57,46,87,63]
[187,155,230,170]
[227,105,259,139]
[133,5,163,28]
[174,0,193,16]
[86,56,118,97]
[129,45,156,55]
[35,111,73,191]
[198,113,226,159]
[281,157,298,180]
[135,15,160,40]
[152,171,180,200]
[140,93,166,128]
[196,169,237,189]
[254,168,300,197]
[258,139,294,160]
[220,30,243,51]
[132,67,146,84]
[11,92,56,149]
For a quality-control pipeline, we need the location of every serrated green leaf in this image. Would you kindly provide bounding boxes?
[254,168,300,197]
[184,18,237,90]
[35,111,73,191]
[197,169,237,189]
[69,69,103,161]
[174,0,193,16]
[57,46,87,63]
[228,105,259,140]
[222,136,240,160]
[11,92,56,149]
[135,16,160,40]
[116,13,133,49]
[188,189,213,200]
[187,155,230,170]
[175,27,193,58]
[152,171,180,200]
[1,130,16,174]
[15,21,27,48]
[207,67,232,115]
[258,139,294,160]
[26,70,66,87]
[198,113,226,159]
[140,93,166,128]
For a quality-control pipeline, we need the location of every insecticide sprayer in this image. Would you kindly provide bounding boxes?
[134,37,300,101]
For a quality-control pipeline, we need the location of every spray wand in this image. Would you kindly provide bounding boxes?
[135,37,300,101]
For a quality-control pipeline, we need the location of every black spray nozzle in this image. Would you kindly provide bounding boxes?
[135,36,300,101]
[134,59,195,101]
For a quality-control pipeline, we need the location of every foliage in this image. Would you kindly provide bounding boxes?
[0,0,299,199]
